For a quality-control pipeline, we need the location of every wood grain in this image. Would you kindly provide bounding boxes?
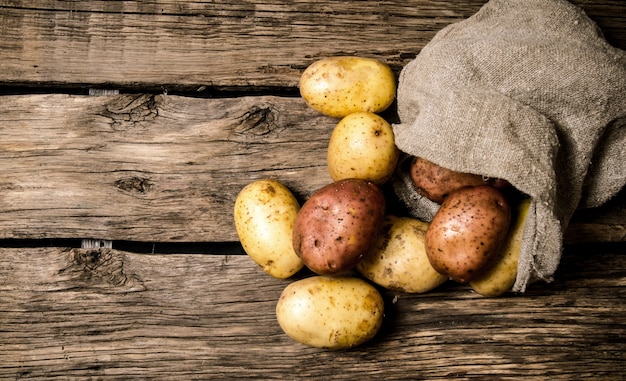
[565,189,626,244]
[0,93,334,241]
[0,245,623,380]
[0,0,625,91]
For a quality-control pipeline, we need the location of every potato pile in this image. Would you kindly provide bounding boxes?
[234,56,530,350]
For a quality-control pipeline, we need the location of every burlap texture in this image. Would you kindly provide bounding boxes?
[392,0,626,291]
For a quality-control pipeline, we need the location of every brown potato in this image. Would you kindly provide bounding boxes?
[425,185,512,283]
[409,157,509,204]
[292,178,386,275]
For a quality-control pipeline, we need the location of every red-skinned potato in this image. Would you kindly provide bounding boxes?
[410,157,510,204]
[292,178,386,275]
[425,185,512,283]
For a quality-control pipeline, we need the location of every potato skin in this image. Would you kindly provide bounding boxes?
[327,112,399,185]
[425,185,512,283]
[409,157,510,204]
[357,215,447,293]
[470,198,531,296]
[299,56,396,118]
[234,179,304,279]
[292,178,386,275]
[276,276,384,350]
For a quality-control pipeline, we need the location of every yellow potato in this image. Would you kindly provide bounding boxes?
[299,56,396,118]
[327,112,399,185]
[234,179,304,279]
[276,276,384,350]
[470,198,531,297]
[357,215,447,293]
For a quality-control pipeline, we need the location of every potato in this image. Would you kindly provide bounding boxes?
[470,198,531,297]
[409,157,510,204]
[276,276,384,350]
[234,179,304,279]
[292,178,386,275]
[299,56,396,118]
[327,112,399,185]
[425,185,512,283]
[357,215,447,293]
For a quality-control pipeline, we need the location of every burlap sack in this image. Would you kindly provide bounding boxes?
[392,0,626,292]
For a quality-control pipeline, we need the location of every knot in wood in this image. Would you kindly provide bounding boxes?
[78,249,102,268]
[115,177,154,194]
[59,249,146,293]
[104,94,159,130]
[234,106,277,136]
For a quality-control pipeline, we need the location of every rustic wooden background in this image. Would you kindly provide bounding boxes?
[0,0,625,379]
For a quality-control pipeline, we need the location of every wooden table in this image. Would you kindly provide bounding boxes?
[1,1,624,379]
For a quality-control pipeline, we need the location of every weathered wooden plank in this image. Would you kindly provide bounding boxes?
[0,93,334,241]
[1,0,624,90]
[1,93,624,243]
[0,245,623,380]
[565,189,626,244]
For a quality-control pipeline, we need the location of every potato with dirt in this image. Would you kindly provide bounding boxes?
[425,185,512,283]
[292,178,386,275]
[276,276,384,350]
[327,112,399,185]
[357,215,447,293]
[299,56,396,118]
[234,179,304,279]
[410,156,510,204]
[470,198,531,296]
